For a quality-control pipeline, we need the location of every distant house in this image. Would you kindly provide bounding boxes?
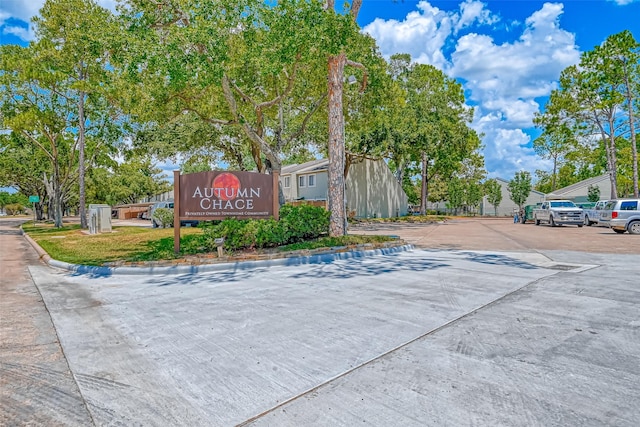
[480,177,545,216]
[281,158,408,218]
[545,174,612,202]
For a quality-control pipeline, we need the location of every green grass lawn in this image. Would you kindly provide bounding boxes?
[23,222,396,266]
[24,223,205,265]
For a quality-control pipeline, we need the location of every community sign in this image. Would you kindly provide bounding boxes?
[173,170,279,252]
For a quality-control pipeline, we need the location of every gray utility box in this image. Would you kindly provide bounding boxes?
[88,204,112,234]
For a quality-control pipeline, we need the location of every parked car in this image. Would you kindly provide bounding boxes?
[149,200,199,228]
[599,199,640,234]
[581,200,609,226]
[533,200,584,227]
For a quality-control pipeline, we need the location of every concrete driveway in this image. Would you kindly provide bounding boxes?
[2,217,639,426]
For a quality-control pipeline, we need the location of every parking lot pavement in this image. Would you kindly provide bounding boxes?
[111,218,153,227]
[248,251,640,426]
[28,246,640,426]
[349,217,640,254]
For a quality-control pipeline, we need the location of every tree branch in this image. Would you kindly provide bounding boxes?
[223,74,278,171]
[350,0,363,18]
[228,53,301,111]
[20,130,55,164]
[282,93,327,150]
[256,53,301,109]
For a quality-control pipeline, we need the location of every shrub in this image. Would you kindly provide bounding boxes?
[152,208,174,228]
[5,203,25,215]
[280,204,329,242]
[200,204,329,252]
[255,218,288,248]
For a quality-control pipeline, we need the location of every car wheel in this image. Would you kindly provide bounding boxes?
[628,221,640,235]
[584,215,590,226]
[549,216,556,227]
[578,223,583,228]
[535,217,540,226]
[613,229,626,234]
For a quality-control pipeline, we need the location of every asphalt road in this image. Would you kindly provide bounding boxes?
[1,217,639,426]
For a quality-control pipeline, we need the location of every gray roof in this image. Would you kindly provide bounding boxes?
[281,159,329,175]
[494,177,545,195]
[546,174,609,197]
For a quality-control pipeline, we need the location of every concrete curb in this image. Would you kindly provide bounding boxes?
[21,228,52,263]
[48,245,415,276]
[20,226,413,276]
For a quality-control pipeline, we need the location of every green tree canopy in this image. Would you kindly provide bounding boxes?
[0,0,122,227]
[508,171,532,209]
[384,57,483,215]
[542,30,640,199]
[484,179,502,216]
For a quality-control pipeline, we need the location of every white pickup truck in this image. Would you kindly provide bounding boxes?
[581,200,609,226]
[533,200,584,227]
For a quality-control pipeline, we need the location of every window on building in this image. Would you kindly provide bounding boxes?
[299,175,306,188]
[284,176,290,188]
[308,174,316,187]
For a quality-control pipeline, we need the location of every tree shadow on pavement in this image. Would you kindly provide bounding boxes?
[152,253,451,286]
[456,251,539,270]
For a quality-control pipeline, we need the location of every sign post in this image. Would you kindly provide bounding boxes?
[28,195,40,224]
[174,170,181,254]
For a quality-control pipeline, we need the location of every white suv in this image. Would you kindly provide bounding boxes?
[599,199,640,234]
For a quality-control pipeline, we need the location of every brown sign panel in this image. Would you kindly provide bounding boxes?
[178,171,275,220]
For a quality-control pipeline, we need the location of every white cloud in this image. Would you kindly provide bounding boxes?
[480,125,551,179]
[3,24,34,41]
[450,3,578,102]
[0,11,10,27]
[610,0,637,5]
[479,98,540,128]
[454,0,499,33]
[0,0,42,24]
[363,1,580,181]
[363,2,454,69]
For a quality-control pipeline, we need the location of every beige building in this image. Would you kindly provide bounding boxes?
[545,174,612,203]
[480,177,546,217]
[281,158,408,218]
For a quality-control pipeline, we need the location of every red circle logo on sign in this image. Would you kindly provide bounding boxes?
[213,173,241,201]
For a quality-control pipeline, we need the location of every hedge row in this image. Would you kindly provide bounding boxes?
[200,204,330,252]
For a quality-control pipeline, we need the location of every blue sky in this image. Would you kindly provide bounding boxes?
[1,0,639,183]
